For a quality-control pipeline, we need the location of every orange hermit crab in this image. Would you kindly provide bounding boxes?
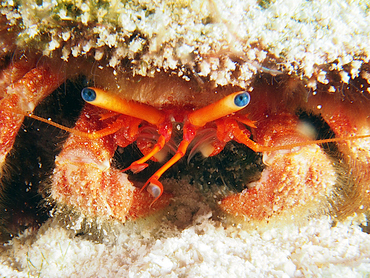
[27,84,260,220]
[2,62,369,227]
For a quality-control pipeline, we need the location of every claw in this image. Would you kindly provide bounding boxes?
[121,162,149,173]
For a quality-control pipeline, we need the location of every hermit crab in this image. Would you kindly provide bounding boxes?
[1,54,370,238]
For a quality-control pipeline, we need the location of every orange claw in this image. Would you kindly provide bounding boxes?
[123,134,168,173]
[121,162,149,174]
[50,105,171,221]
[219,113,339,221]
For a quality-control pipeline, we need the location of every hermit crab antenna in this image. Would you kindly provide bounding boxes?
[187,91,250,127]
[81,87,166,126]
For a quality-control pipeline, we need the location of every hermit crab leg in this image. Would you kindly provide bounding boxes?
[0,58,36,98]
[122,134,168,173]
[141,131,193,206]
[142,91,251,205]
[0,65,64,169]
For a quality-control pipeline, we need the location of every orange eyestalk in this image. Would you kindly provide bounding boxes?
[188,91,250,127]
[81,87,166,126]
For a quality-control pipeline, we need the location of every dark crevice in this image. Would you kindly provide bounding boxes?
[0,77,86,242]
[112,136,265,194]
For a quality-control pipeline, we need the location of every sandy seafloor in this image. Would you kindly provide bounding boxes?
[0,179,369,278]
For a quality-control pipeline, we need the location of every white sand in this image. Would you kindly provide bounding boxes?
[1,214,370,277]
[1,180,370,277]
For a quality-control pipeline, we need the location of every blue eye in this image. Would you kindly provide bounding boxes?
[81,88,96,102]
[234,92,250,107]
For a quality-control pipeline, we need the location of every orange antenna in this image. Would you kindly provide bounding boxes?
[26,114,98,139]
[261,135,370,152]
